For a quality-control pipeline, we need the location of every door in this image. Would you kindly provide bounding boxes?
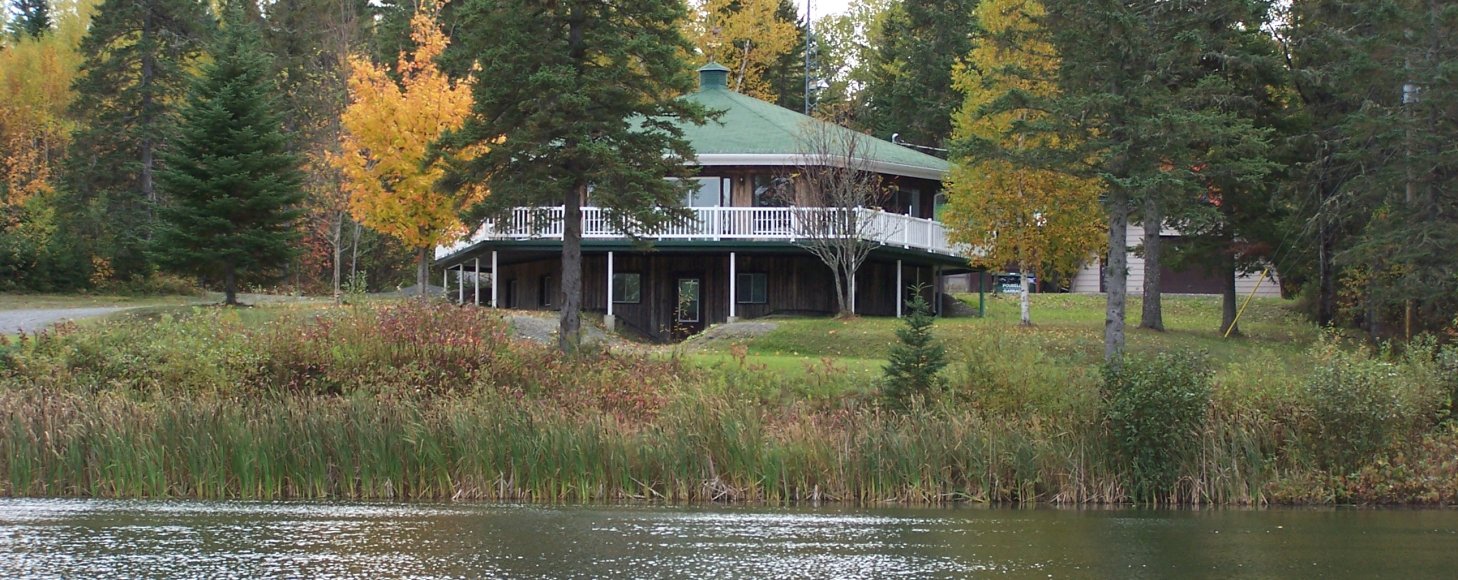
[673,277,703,339]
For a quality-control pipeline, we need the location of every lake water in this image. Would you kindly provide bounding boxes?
[0,499,1455,578]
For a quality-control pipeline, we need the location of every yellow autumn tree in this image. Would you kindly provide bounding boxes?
[942,0,1104,326]
[0,0,95,209]
[687,0,799,101]
[332,0,482,295]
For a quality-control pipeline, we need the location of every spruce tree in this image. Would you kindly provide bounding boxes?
[154,8,304,305]
[61,0,210,282]
[882,287,947,408]
[1041,0,1276,361]
[1284,0,1458,337]
[7,0,50,39]
[863,0,978,147]
[441,0,707,353]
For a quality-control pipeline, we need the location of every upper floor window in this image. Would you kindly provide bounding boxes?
[685,176,728,207]
[753,174,794,207]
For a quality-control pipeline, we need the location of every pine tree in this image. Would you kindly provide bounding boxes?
[863,0,978,147]
[441,0,708,353]
[261,0,373,297]
[1041,0,1276,361]
[7,0,51,39]
[154,7,304,305]
[61,0,210,282]
[882,287,947,408]
[1283,0,1458,337]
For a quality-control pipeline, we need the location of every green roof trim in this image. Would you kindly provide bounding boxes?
[677,65,950,180]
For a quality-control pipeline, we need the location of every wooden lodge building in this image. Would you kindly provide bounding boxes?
[434,64,972,341]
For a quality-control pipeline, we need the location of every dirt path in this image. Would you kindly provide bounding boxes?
[0,307,131,335]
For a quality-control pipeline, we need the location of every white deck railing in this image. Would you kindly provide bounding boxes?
[436,206,959,259]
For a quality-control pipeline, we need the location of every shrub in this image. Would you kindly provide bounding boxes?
[1103,351,1212,501]
[1301,338,1445,474]
[950,328,1098,419]
[882,289,947,408]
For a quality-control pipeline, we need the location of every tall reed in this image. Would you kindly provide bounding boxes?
[1,302,1453,505]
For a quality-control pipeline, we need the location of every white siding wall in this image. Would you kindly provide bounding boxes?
[1068,223,1282,297]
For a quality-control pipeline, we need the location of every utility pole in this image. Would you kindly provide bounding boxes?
[804,0,812,115]
[1399,78,1411,339]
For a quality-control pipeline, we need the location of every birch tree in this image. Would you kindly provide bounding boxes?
[943,0,1103,326]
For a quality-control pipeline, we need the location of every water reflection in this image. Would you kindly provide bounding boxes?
[0,500,1454,578]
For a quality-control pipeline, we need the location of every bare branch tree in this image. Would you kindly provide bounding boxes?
[790,122,891,317]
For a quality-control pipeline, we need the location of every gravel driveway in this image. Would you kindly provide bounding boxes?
[0,307,130,335]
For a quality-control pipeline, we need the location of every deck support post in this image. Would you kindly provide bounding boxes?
[605,251,616,331]
[978,270,986,317]
[850,269,857,314]
[457,264,465,304]
[728,252,738,322]
[490,250,499,308]
[933,265,941,316]
[896,259,903,318]
[474,258,480,306]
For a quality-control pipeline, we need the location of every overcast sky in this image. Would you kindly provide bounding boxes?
[797,0,853,20]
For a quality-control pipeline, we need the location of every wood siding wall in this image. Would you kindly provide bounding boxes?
[491,252,941,340]
[1067,224,1282,297]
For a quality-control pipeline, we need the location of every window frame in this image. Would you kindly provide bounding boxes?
[612,272,641,304]
[736,272,768,304]
[539,274,554,307]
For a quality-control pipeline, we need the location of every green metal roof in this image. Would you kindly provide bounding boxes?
[677,64,950,180]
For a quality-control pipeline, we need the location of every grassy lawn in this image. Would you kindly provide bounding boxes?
[0,292,204,310]
[682,293,1316,378]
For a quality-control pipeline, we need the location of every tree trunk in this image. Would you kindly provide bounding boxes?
[224,263,238,306]
[331,211,344,303]
[1019,264,1031,326]
[1104,191,1129,365]
[416,246,429,302]
[559,184,584,353]
[138,13,156,205]
[1316,192,1335,326]
[1220,251,1240,337]
[1140,197,1164,331]
[350,220,361,280]
[829,266,848,316]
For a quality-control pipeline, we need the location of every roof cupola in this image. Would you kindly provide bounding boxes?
[697,62,730,91]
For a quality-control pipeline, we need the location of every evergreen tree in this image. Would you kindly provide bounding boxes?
[61,0,210,282]
[766,0,808,112]
[154,7,304,305]
[1283,0,1458,337]
[1041,0,1275,361]
[863,0,978,147]
[1164,2,1292,337]
[807,0,892,125]
[6,0,50,39]
[261,0,372,296]
[882,287,947,408]
[442,0,708,353]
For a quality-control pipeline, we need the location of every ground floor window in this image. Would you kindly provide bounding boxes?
[737,272,767,304]
[676,278,700,323]
[612,272,641,304]
[539,274,553,307]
